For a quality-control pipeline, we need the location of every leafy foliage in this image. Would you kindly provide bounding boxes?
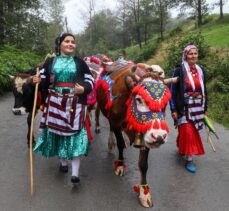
[0,0,64,55]
[0,45,41,94]
[165,31,229,127]
[208,93,229,128]
[165,32,209,74]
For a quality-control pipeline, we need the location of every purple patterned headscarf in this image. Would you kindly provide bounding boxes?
[182,44,198,62]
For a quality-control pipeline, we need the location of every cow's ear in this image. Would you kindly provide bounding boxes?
[147,67,153,72]
[8,75,15,80]
[125,73,140,91]
[125,75,135,90]
[131,66,137,73]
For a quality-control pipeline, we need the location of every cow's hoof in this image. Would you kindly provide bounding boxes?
[95,127,100,133]
[114,160,126,176]
[133,185,153,208]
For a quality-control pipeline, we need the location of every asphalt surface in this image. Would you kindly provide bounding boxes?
[0,92,229,211]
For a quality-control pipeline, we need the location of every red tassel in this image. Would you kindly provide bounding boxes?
[133,185,140,193]
[114,161,119,170]
[153,120,160,129]
[160,120,169,132]
[114,160,126,170]
[97,80,113,110]
[144,186,150,195]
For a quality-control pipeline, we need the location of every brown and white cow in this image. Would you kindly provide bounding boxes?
[96,63,177,207]
[10,68,45,147]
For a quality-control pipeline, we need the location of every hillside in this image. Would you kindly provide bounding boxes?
[145,15,229,127]
[146,15,229,67]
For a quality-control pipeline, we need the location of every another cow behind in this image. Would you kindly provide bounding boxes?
[96,63,177,207]
[10,68,45,147]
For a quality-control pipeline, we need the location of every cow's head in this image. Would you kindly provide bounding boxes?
[125,70,177,149]
[10,73,34,115]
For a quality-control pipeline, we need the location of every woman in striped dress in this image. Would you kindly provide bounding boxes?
[169,45,208,173]
[33,33,94,183]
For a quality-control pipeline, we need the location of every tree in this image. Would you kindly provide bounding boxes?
[214,0,228,19]
[77,9,121,55]
[117,0,143,49]
[179,0,209,27]
[151,0,173,40]
[0,0,40,47]
[0,0,4,45]
[40,0,65,54]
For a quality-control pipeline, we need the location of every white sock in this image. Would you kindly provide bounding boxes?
[71,157,81,177]
[185,155,193,161]
[60,159,68,166]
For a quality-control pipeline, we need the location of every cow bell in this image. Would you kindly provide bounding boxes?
[133,133,144,148]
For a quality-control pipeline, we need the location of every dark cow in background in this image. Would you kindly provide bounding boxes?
[10,67,45,147]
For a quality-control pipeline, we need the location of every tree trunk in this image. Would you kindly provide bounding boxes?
[0,1,5,46]
[144,24,147,44]
[159,0,164,40]
[197,0,202,27]
[133,0,142,49]
[220,0,224,19]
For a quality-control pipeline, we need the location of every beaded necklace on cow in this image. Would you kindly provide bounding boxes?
[126,74,171,133]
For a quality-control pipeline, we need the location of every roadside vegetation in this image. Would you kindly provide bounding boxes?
[108,14,229,127]
[0,0,228,127]
[0,45,41,94]
[149,15,229,127]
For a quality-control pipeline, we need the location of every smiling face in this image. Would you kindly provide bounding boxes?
[60,35,76,56]
[186,48,198,66]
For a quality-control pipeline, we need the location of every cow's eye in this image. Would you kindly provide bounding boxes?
[136,97,142,104]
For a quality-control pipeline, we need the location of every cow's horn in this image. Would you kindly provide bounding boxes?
[163,77,179,85]
[8,75,15,80]
[131,66,137,73]
[137,63,150,70]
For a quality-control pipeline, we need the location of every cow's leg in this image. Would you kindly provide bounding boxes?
[107,128,116,152]
[113,128,126,176]
[95,104,100,133]
[27,112,36,148]
[136,148,153,207]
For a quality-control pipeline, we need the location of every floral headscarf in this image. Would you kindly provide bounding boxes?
[182,44,205,104]
[182,44,197,62]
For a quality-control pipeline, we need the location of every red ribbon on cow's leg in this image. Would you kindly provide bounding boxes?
[29,67,39,195]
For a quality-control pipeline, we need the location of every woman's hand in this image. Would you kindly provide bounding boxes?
[32,74,41,84]
[74,83,84,94]
[171,112,178,121]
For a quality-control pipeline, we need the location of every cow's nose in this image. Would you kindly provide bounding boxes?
[156,135,165,145]
[13,110,21,115]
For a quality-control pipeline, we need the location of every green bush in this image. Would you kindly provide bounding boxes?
[0,45,41,94]
[165,32,209,74]
[165,32,229,127]
[168,26,182,37]
[208,92,229,128]
[124,41,158,63]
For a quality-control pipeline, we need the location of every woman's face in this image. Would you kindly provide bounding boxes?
[186,48,198,66]
[60,36,76,56]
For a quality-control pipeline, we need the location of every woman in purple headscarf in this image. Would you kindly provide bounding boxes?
[169,44,208,173]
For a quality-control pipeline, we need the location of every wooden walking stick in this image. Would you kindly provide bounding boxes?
[29,67,39,195]
[205,126,216,152]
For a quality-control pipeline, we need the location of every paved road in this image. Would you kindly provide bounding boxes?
[0,92,229,211]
